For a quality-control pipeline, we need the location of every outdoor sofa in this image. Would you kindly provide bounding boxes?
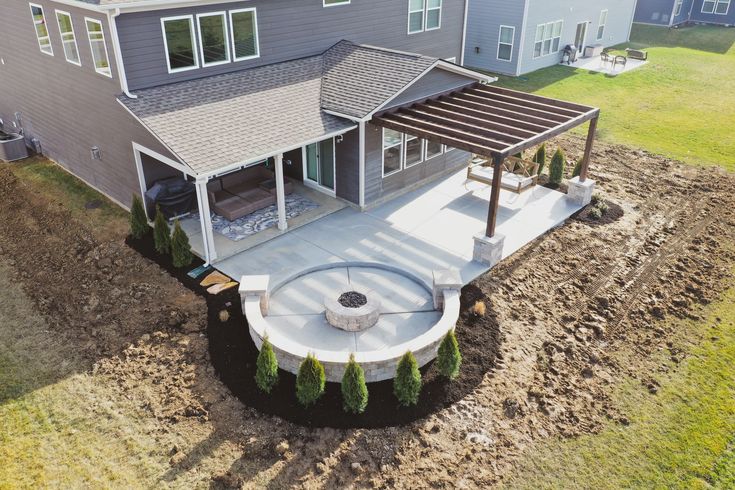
[207,165,293,221]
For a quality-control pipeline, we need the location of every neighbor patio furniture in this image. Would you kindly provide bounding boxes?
[625,48,648,61]
[466,155,539,193]
[207,165,293,221]
[145,176,197,219]
[600,51,614,66]
[614,55,628,70]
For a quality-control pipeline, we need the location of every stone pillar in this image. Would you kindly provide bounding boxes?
[473,233,505,267]
[239,275,270,316]
[432,269,463,311]
[567,176,596,206]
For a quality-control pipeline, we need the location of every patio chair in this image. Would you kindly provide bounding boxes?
[600,52,613,66]
[614,55,627,70]
[466,155,539,193]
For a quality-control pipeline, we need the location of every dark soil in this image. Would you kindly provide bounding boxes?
[127,232,502,429]
[338,291,367,308]
[574,200,625,226]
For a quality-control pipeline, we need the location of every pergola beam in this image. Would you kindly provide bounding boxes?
[399,107,525,145]
[579,116,598,182]
[458,92,570,123]
[429,99,550,134]
[466,88,585,119]
[419,103,538,139]
[477,84,595,113]
[443,94,560,128]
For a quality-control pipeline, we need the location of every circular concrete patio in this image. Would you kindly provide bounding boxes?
[242,264,461,382]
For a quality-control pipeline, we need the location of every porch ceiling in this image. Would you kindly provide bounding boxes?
[371,84,599,160]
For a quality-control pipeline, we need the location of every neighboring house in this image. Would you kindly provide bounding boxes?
[634,0,734,26]
[463,0,638,76]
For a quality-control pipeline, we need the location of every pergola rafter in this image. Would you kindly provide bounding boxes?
[371,83,600,239]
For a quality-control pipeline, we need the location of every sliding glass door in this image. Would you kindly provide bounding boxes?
[304,138,335,192]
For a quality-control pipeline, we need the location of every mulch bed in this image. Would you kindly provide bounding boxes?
[127,231,501,429]
[573,200,624,226]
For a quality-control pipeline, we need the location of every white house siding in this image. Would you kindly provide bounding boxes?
[463,0,527,76]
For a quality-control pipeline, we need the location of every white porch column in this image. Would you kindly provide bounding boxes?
[358,121,366,209]
[275,153,288,231]
[195,177,217,264]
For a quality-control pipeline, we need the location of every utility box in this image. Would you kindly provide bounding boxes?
[0,131,28,162]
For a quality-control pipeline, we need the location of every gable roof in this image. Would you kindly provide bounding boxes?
[120,41,485,177]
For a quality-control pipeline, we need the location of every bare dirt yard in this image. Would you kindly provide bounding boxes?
[1,136,734,488]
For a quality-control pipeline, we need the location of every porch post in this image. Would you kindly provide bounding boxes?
[485,154,504,238]
[579,116,598,182]
[358,121,366,209]
[275,153,288,231]
[195,177,217,264]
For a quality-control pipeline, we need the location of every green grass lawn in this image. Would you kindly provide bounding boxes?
[506,275,735,489]
[492,25,735,171]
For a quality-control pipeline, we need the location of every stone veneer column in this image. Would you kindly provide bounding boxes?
[239,274,270,316]
[567,176,596,206]
[473,233,505,267]
[432,269,463,311]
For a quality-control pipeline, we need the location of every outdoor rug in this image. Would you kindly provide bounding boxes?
[193,194,319,241]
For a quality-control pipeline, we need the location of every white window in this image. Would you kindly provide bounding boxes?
[497,25,515,61]
[161,15,199,73]
[85,18,111,77]
[408,0,441,34]
[674,0,684,16]
[29,4,53,56]
[324,0,350,6]
[229,8,259,61]
[426,0,442,30]
[383,129,403,176]
[597,10,608,40]
[425,139,443,160]
[197,12,230,67]
[56,11,80,65]
[703,0,731,14]
[404,135,423,167]
[533,20,563,58]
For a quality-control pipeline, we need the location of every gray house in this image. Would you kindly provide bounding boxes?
[0,0,599,266]
[464,0,638,76]
[634,0,734,26]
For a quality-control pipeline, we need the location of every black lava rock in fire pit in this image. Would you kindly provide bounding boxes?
[338,291,368,308]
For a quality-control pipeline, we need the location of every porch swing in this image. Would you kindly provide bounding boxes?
[466,154,540,194]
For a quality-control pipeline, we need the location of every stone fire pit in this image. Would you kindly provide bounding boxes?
[324,287,380,332]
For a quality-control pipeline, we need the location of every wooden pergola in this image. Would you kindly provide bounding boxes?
[372,84,600,238]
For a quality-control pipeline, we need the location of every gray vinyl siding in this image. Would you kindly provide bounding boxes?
[0,0,179,208]
[117,0,467,91]
[383,68,478,110]
[364,122,470,205]
[463,0,526,76]
[519,0,638,74]
[634,0,677,24]
[672,0,695,24]
[689,0,735,24]
[335,128,360,205]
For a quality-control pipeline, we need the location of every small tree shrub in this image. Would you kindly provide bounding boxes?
[589,207,603,220]
[296,353,325,407]
[393,351,421,407]
[255,337,279,394]
[171,219,193,268]
[591,193,604,206]
[571,160,582,178]
[596,201,609,214]
[533,144,547,175]
[437,330,462,380]
[549,148,566,185]
[341,354,368,414]
[153,207,171,255]
[129,194,148,239]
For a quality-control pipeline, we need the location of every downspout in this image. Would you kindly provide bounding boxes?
[108,8,137,99]
[460,0,469,65]
[669,0,678,26]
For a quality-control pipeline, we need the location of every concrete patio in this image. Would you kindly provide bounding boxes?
[218,168,583,288]
[563,55,647,76]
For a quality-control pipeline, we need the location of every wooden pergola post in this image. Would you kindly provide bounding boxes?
[579,116,598,182]
[485,154,505,238]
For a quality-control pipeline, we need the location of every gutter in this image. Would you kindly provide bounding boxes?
[108,8,137,99]
[460,0,469,65]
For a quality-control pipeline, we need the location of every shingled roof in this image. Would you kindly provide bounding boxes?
[121,41,478,176]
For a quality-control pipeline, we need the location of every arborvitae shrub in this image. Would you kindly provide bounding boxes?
[129,194,148,239]
[341,354,368,414]
[171,219,193,268]
[572,160,583,178]
[153,207,171,255]
[549,148,566,185]
[534,144,547,175]
[437,330,462,380]
[393,351,421,407]
[296,353,325,407]
[589,207,603,220]
[255,337,279,394]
